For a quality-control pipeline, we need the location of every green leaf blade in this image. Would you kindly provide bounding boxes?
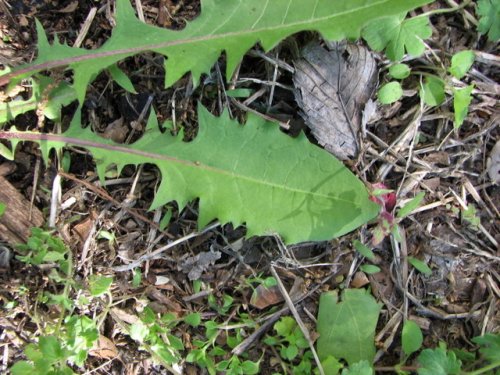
[477,0,500,41]
[408,257,432,276]
[397,192,425,218]
[1,0,434,97]
[417,345,462,375]
[472,333,500,363]
[449,50,475,79]
[420,76,445,107]
[389,63,411,79]
[362,13,432,61]
[402,320,423,357]
[317,289,382,366]
[88,275,113,297]
[0,105,379,244]
[378,81,403,104]
[453,85,474,129]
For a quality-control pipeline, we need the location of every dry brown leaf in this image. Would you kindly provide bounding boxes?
[487,140,500,184]
[351,271,370,288]
[250,284,283,309]
[294,42,378,159]
[100,117,128,143]
[72,216,95,242]
[111,307,139,325]
[57,1,79,13]
[179,250,221,280]
[89,335,118,360]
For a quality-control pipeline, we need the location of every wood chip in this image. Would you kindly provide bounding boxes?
[0,176,44,244]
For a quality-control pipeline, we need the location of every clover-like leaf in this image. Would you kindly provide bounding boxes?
[417,344,462,375]
[420,75,445,107]
[472,333,500,363]
[402,320,423,357]
[477,0,500,41]
[362,13,432,61]
[389,63,411,79]
[378,81,403,104]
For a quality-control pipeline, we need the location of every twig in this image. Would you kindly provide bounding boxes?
[48,174,62,228]
[58,171,173,239]
[270,265,325,375]
[112,221,221,272]
[230,98,290,130]
[231,307,288,356]
[74,7,97,48]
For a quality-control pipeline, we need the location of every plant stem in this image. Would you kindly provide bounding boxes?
[55,249,74,334]
[465,361,500,375]
[419,0,473,18]
[376,365,419,372]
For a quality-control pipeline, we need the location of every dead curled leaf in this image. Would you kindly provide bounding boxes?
[89,335,118,360]
[294,42,378,160]
[250,284,283,309]
[179,250,221,280]
[486,140,500,184]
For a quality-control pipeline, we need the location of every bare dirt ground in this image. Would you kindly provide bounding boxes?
[0,0,498,374]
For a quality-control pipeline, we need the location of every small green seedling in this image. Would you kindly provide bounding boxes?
[264,316,313,375]
[378,81,404,104]
[477,0,500,41]
[408,256,432,276]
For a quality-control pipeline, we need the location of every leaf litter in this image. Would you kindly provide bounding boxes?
[0,0,499,374]
[294,42,378,160]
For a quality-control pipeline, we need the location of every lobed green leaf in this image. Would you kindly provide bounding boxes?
[0,105,379,244]
[0,0,433,103]
[362,13,432,61]
[477,0,500,41]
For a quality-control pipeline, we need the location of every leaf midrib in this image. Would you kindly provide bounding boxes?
[0,130,357,203]
[0,0,391,86]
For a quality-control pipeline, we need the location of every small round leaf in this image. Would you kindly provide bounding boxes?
[402,320,423,357]
[389,63,411,79]
[420,76,445,107]
[449,50,475,80]
[378,82,403,104]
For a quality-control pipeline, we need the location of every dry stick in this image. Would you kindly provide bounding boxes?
[266,51,280,112]
[231,271,335,356]
[215,63,232,117]
[29,157,41,221]
[248,50,295,73]
[74,7,97,48]
[481,298,496,337]
[58,171,173,239]
[230,98,290,130]
[389,261,482,320]
[134,0,145,22]
[112,221,221,272]
[395,102,424,198]
[270,265,325,375]
[231,307,288,356]
[79,204,109,272]
[48,174,62,228]
[448,188,498,248]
